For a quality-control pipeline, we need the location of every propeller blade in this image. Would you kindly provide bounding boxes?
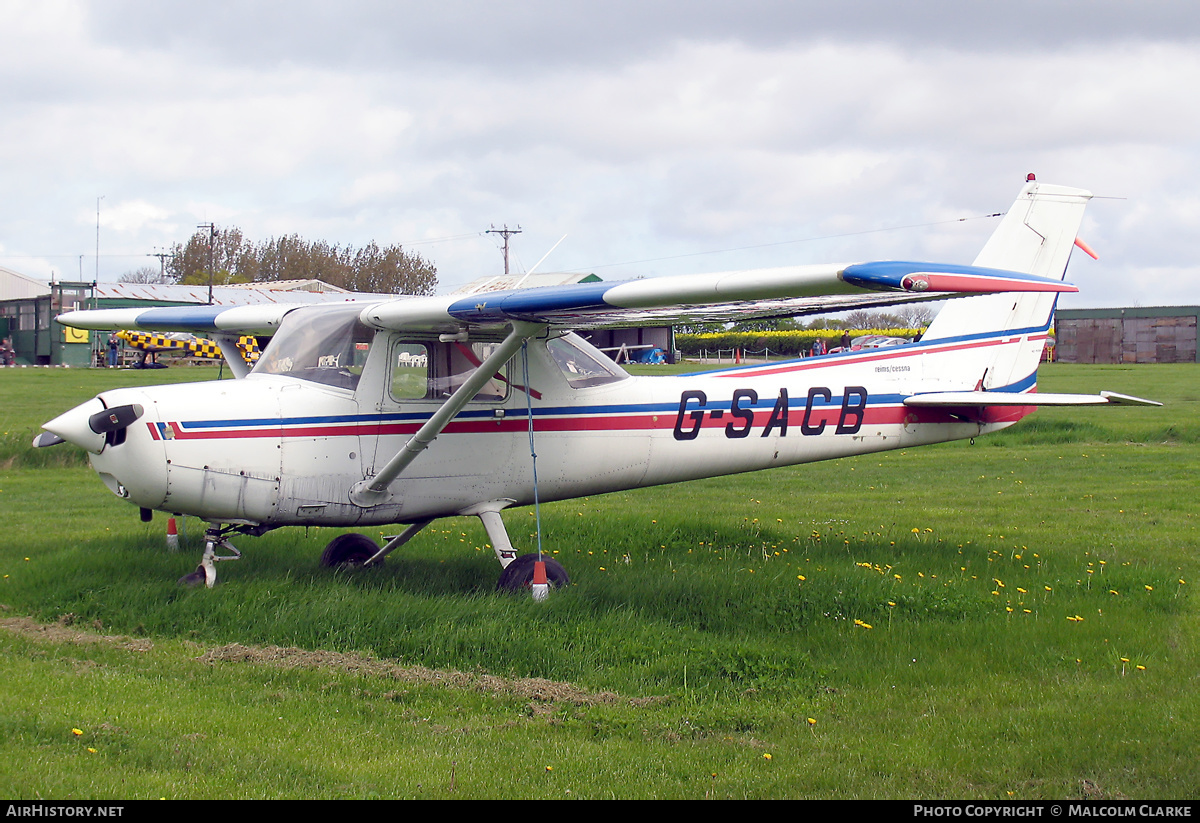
[31,432,66,448]
[88,404,144,435]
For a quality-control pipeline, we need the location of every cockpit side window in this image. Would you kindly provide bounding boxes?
[252,305,373,390]
[388,339,509,403]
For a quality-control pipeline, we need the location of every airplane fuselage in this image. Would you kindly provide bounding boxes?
[79,325,1042,530]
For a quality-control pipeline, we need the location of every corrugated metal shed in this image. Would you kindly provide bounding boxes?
[451,271,602,295]
[1055,307,1199,363]
[0,266,50,301]
[222,279,351,293]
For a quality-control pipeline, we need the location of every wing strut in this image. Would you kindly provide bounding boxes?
[349,321,547,508]
[211,333,252,379]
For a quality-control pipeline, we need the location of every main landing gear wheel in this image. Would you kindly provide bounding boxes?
[496,553,570,592]
[320,533,381,569]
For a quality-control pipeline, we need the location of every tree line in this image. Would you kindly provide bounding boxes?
[675,304,937,335]
[121,227,437,295]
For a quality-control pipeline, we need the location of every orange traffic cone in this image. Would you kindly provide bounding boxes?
[166,517,179,551]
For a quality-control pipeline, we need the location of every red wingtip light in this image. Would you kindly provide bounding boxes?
[1026,173,1037,182]
[1074,237,1099,260]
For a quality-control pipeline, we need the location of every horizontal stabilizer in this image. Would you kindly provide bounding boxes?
[904,391,1161,407]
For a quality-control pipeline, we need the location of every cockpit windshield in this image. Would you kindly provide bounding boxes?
[252,304,374,390]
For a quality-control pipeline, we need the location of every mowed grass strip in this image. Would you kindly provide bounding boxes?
[0,363,1196,798]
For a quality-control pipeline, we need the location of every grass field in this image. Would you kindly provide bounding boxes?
[1,362,1197,799]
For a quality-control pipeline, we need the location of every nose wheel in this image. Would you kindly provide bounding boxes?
[177,526,243,588]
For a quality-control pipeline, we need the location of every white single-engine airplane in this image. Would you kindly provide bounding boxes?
[37,178,1158,591]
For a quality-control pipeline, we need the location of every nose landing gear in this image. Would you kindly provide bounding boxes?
[177,525,243,588]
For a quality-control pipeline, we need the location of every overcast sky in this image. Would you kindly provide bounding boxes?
[2,0,1197,307]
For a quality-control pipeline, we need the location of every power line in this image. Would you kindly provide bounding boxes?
[563,212,1005,273]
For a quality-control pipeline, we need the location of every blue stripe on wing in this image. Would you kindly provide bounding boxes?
[125,305,229,330]
[447,282,615,323]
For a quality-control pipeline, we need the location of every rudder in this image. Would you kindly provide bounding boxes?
[919,179,1093,391]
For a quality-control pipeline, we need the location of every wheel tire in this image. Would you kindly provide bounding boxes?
[496,553,570,592]
[320,533,380,568]
[177,565,207,587]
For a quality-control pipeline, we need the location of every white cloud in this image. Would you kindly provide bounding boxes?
[0,2,1196,307]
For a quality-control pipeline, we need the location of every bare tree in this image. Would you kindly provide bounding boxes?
[894,303,938,328]
[118,265,171,284]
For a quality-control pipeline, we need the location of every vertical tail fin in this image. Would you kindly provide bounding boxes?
[920,179,1093,390]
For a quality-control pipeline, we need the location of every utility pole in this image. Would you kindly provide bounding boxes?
[486,224,522,275]
[148,249,171,283]
[197,223,217,304]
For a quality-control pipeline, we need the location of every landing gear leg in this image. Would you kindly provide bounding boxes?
[478,509,518,568]
[177,525,243,588]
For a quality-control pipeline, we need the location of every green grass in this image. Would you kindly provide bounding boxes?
[1,363,1197,798]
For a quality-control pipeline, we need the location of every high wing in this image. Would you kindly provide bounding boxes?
[55,261,1075,338]
[56,302,367,335]
[359,260,1075,334]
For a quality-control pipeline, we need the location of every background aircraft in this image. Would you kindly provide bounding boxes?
[114,330,262,368]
